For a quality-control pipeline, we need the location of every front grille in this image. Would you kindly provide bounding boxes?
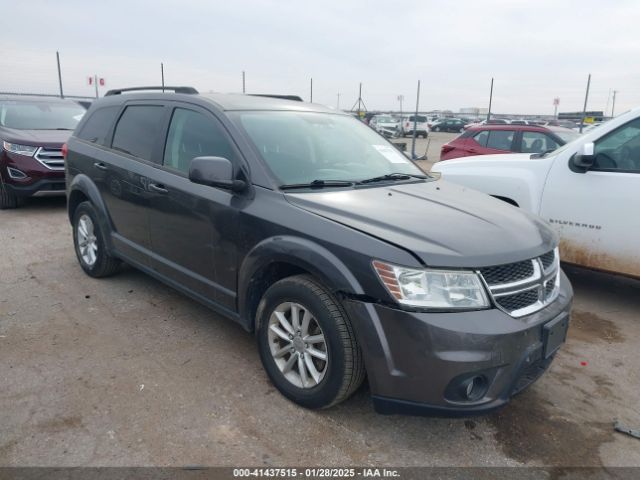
[480,260,534,285]
[496,290,539,312]
[35,147,65,170]
[540,250,556,270]
[479,248,559,318]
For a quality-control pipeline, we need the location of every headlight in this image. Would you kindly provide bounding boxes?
[373,261,489,309]
[2,141,38,156]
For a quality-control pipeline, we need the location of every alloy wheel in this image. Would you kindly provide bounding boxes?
[77,214,98,266]
[267,302,328,389]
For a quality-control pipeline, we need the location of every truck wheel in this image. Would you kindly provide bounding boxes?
[256,275,365,409]
[72,201,121,277]
[0,179,21,209]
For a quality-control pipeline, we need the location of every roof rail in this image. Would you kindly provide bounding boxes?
[104,86,199,96]
[249,94,303,102]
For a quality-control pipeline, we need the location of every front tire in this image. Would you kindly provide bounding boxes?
[434,126,441,132]
[0,179,21,209]
[72,201,121,277]
[257,275,365,409]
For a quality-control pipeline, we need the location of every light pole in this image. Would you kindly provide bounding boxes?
[397,94,404,116]
[612,90,618,117]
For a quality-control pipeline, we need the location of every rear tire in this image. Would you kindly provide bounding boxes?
[72,201,121,278]
[257,275,365,409]
[0,179,21,209]
[434,126,441,132]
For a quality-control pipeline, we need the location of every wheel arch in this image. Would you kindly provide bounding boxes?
[238,236,365,332]
[67,174,115,252]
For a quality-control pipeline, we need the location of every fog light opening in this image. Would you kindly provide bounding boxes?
[460,375,488,401]
[7,167,28,179]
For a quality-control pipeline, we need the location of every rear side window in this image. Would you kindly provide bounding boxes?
[473,130,489,147]
[163,108,235,174]
[76,106,120,145]
[112,105,165,162]
[486,130,515,150]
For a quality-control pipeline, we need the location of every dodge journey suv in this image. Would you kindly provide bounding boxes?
[1,95,86,208]
[65,86,572,415]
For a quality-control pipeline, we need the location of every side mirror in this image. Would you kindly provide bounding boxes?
[571,142,595,171]
[189,156,246,192]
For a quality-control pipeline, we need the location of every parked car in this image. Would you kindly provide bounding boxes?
[0,95,86,208]
[400,114,429,138]
[65,86,572,415]
[440,125,579,161]
[432,106,640,278]
[369,114,400,137]
[430,118,466,133]
[463,119,510,130]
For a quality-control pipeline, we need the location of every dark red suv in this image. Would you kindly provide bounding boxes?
[440,124,578,161]
[0,95,86,208]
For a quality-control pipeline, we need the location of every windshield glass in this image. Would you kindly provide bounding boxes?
[375,116,396,123]
[0,101,85,130]
[554,130,580,143]
[236,111,425,185]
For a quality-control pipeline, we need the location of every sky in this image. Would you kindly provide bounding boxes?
[1,0,638,115]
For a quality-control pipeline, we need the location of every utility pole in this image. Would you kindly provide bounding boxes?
[161,63,165,92]
[411,80,421,160]
[612,90,618,117]
[56,51,64,98]
[310,77,313,103]
[604,88,611,118]
[350,83,367,118]
[242,71,246,94]
[397,94,404,116]
[94,74,99,98]
[579,73,591,134]
[336,92,340,110]
[486,77,494,122]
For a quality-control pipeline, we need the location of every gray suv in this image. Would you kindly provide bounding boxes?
[65,86,572,415]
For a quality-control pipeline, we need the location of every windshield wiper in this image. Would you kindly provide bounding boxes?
[359,172,429,184]
[530,149,556,159]
[280,179,355,190]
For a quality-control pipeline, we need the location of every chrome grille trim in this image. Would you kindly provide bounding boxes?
[34,147,65,171]
[478,248,560,318]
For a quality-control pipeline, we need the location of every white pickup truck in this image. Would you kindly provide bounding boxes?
[432,107,640,278]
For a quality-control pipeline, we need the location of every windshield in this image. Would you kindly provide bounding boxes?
[554,130,580,143]
[236,111,425,186]
[0,101,85,130]
[376,116,396,123]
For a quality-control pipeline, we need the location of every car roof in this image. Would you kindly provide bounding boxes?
[91,91,341,114]
[0,94,82,105]
[467,124,550,132]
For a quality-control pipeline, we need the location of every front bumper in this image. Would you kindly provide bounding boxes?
[343,269,573,416]
[1,151,65,197]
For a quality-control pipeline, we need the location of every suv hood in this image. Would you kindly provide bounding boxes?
[285,179,556,268]
[0,127,72,147]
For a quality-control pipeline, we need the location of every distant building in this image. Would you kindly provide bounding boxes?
[459,107,489,116]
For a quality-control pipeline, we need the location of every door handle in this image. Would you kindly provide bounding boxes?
[148,183,169,194]
[93,162,108,171]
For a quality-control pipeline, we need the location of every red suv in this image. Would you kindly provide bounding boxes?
[440,124,578,161]
[0,95,86,208]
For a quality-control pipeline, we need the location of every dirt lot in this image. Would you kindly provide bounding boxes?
[1,189,639,467]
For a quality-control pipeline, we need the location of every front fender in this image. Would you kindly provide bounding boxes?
[237,235,365,327]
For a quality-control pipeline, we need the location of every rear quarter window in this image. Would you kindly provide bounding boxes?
[76,106,120,146]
